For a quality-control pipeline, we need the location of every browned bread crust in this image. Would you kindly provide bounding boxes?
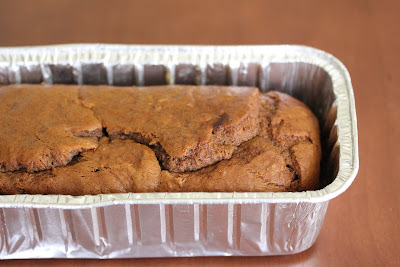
[0,85,321,195]
[160,91,321,192]
[80,85,261,172]
[0,85,102,173]
[0,138,160,195]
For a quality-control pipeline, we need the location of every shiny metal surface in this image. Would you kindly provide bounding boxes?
[0,44,358,258]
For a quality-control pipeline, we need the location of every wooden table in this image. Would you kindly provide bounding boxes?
[0,0,398,265]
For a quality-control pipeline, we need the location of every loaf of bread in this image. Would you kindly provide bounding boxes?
[0,84,321,195]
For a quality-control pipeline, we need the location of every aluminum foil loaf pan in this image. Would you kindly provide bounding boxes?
[0,44,359,258]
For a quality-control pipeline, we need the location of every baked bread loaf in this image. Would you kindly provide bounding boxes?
[0,84,321,195]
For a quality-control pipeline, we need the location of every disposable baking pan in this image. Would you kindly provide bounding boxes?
[0,44,359,258]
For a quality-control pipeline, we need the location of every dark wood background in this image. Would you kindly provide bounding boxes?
[0,0,399,266]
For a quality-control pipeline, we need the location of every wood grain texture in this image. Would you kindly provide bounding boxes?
[0,0,399,266]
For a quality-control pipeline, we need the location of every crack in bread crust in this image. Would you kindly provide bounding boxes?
[265,91,321,191]
[0,138,161,195]
[0,85,103,173]
[159,91,321,192]
[79,85,262,172]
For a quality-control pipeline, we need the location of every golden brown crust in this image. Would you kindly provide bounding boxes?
[0,85,321,195]
[0,138,161,195]
[266,91,321,190]
[80,85,261,172]
[0,85,102,173]
[159,137,293,192]
[159,91,321,192]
